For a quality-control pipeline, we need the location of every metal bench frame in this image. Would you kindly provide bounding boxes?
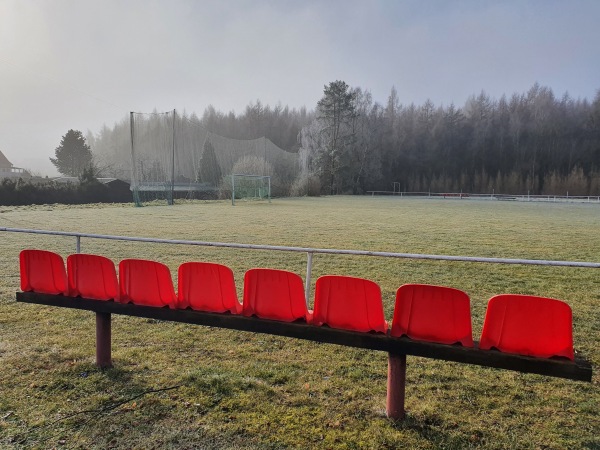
[17,292,592,421]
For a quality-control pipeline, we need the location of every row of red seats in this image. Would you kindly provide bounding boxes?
[19,249,575,361]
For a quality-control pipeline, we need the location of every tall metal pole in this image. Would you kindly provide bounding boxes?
[231,174,235,206]
[170,109,176,205]
[130,112,141,207]
[263,137,267,174]
[268,176,271,203]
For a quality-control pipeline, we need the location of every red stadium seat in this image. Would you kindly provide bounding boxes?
[178,262,242,313]
[19,249,68,295]
[391,284,473,346]
[479,294,574,360]
[67,254,119,301]
[242,268,312,322]
[312,275,388,333]
[119,259,177,308]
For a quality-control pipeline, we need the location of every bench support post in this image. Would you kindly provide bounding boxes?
[386,352,406,420]
[96,312,112,368]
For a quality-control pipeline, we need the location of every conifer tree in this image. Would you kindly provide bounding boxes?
[197,140,222,186]
[316,80,357,194]
[50,130,93,176]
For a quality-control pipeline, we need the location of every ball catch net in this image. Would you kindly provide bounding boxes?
[129,110,298,206]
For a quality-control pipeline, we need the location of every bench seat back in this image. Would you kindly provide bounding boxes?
[313,275,388,333]
[67,254,119,301]
[20,249,68,295]
[391,284,473,347]
[178,262,242,314]
[479,294,574,360]
[119,259,177,308]
[242,268,312,322]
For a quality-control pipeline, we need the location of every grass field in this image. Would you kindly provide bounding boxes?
[0,196,599,449]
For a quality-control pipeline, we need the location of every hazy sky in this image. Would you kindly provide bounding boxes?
[1,0,599,176]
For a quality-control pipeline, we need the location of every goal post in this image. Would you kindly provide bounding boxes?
[231,174,271,206]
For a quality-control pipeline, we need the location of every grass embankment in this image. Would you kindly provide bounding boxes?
[0,197,598,449]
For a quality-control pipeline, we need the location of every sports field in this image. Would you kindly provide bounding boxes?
[1,196,598,449]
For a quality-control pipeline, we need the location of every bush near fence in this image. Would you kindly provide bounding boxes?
[0,178,132,206]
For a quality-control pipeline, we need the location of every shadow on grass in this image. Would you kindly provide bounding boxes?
[388,411,493,448]
[9,362,180,449]
[389,412,451,443]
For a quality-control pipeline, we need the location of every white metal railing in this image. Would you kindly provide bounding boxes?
[2,226,599,304]
[367,191,600,203]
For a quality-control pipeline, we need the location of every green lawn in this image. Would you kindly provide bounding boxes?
[1,197,598,449]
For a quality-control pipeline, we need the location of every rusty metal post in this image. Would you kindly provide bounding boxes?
[386,352,407,420]
[96,312,112,368]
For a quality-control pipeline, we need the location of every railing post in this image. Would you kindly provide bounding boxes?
[76,236,81,253]
[305,252,313,306]
[386,352,407,420]
[96,312,112,368]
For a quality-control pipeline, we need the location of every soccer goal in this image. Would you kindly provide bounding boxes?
[231,174,271,205]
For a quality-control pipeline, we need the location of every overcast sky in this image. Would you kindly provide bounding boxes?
[1,0,599,176]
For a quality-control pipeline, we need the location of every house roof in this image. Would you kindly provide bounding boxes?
[52,176,130,186]
[0,150,13,168]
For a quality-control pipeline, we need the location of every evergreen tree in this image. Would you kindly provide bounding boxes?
[50,130,93,176]
[316,80,357,194]
[79,165,101,184]
[197,140,222,186]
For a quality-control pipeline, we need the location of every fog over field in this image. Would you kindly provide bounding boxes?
[1,0,599,176]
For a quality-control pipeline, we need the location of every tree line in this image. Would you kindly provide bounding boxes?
[86,81,599,197]
[299,81,600,196]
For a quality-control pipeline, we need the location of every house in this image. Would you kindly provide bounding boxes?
[0,150,30,179]
[52,177,129,187]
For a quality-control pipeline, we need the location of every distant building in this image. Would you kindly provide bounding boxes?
[52,176,132,202]
[0,150,31,179]
[52,177,130,188]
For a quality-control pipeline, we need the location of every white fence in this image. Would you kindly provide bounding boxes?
[367,191,600,203]
[2,226,599,304]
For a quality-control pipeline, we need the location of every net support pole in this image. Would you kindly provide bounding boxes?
[96,312,112,369]
[169,109,176,206]
[268,176,271,203]
[130,112,142,207]
[386,352,407,420]
[231,174,235,206]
